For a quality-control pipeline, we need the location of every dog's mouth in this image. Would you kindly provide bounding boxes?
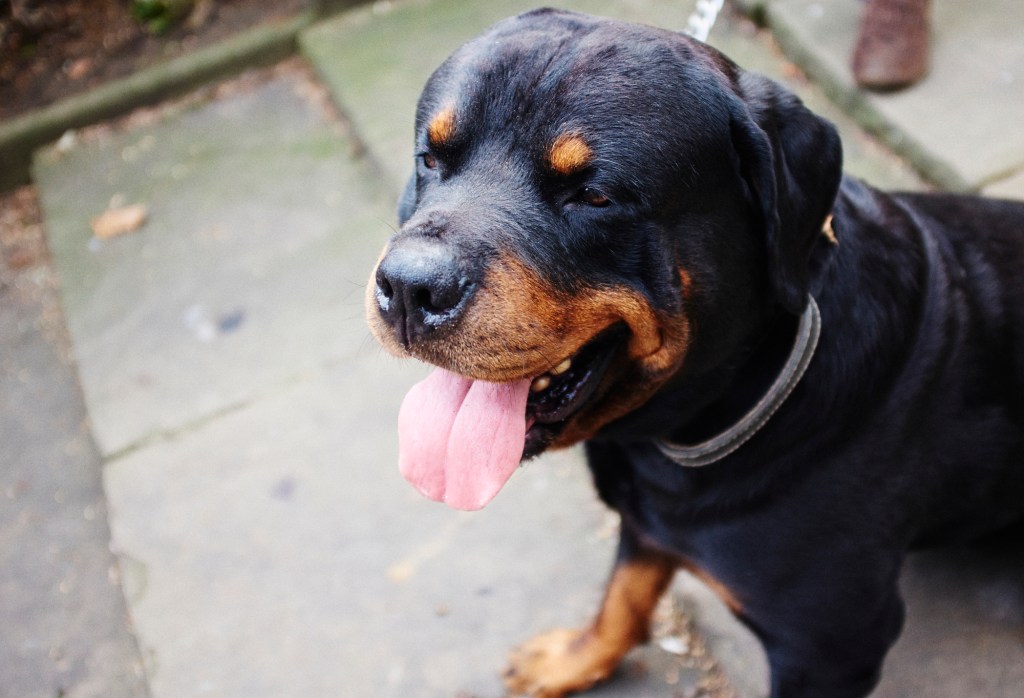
[524,328,624,454]
[396,328,624,511]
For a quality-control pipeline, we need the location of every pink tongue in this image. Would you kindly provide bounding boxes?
[397,368,531,510]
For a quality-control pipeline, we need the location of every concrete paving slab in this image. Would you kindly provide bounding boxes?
[1,192,147,698]
[33,73,394,458]
[300,0,923,198]
[103,351,729,697]
[760,0,1024,190]
[875,545,1024,697]
[985,169,1024,201]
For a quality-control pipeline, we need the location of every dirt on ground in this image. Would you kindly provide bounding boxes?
[0,185,70,360]
[0,0,308,120]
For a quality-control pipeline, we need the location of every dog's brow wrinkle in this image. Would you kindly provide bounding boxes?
[549,132,592,175]
[427,106,457,146]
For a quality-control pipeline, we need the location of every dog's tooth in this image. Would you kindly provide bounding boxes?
[551,358,572,375]
[531,375,551,393]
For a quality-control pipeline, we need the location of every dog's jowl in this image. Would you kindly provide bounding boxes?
[365,9,1024,698]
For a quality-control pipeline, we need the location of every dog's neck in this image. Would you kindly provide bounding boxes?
[656,297,821,467]
[647,211,839,464]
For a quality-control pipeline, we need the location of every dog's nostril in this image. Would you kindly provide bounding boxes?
[374,268,396,313]
[413,288,437,313]
[412,281,463,315]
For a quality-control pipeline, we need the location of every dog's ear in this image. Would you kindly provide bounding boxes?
[397,172,418,226]
[730,73,842,314]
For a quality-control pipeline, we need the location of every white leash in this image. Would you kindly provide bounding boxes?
[685,0,725,42]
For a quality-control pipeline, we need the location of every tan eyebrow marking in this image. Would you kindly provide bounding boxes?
[548,132,593,175]
[427,106,457,147]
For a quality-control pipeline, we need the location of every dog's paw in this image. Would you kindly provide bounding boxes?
[503,628,617,697]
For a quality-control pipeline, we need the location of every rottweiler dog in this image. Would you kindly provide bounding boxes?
[365,9,1024,698]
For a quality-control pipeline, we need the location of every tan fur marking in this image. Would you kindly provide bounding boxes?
[679,268,695,301]
[505,553,677,697]
[548,132,593,175]
[427,106,457,147]
[592,554,678,647]
[822,213,838,245]
[407,254,687,381]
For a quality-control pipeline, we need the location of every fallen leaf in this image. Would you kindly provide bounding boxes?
[90,204,148,240]
[66,57,93,80]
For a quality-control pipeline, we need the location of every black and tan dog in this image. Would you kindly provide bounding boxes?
[365,9,1024,697]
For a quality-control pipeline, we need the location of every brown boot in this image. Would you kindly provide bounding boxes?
[852,0,931,91]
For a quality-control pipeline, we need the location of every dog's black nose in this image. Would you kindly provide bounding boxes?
[374,241,472,345]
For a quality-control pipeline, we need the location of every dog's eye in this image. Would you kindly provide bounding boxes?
[420,153,439,170]
[577,187,611,207]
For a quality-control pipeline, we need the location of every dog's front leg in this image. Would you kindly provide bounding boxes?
[504,528,677,697]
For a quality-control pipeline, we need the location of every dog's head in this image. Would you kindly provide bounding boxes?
[366,9,842,509]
